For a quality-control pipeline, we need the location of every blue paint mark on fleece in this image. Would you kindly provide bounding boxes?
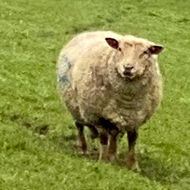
[57,55,71,85]
[58,75,70,83]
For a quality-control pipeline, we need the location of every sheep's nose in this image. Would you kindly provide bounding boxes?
[123,65,134,76]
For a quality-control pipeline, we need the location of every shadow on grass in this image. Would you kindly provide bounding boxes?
[51,132,189,185]
[51,132,99,161]
[139,157,189,184]
[2,111,188,185]
[1,112,49,135]
[116,152,189,185]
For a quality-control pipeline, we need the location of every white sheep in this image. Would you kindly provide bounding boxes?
[57,31,163,170]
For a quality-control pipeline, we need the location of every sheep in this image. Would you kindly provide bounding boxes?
[56,31,164,170]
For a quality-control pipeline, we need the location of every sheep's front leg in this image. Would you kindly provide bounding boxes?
[75,122,87,155]
[126,129,140,171]
[99,129,108,160]
[108,127,119,162]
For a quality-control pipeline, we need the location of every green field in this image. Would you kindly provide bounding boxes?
[0,0,190,189]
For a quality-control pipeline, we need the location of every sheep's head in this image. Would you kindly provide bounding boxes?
[105,36,163,80]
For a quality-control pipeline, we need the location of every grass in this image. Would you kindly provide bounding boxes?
[0,0,190,189]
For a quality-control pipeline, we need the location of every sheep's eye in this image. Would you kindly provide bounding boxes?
[140,50,149,58]
[143,50,148,54]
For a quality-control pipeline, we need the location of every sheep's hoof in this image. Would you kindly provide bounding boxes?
[108,154,117,163]
[99,154,109,162]
[99,148,108,161]
[78,149,89,156]
[99,145,108,161]
[126,156,141,172]
[128,162,141,172]
[77,142,88,155]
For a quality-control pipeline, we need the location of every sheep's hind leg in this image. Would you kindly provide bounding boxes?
[98,118,119,162]
[108,127,119,162]
[99,129,108,161]
[87,124,99,139]
[126,129,140,171]
[75,122,87,155]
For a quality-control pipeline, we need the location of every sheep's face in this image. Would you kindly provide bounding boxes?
[105,37,163,80]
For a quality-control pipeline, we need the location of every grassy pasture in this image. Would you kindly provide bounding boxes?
[0,0,190,189]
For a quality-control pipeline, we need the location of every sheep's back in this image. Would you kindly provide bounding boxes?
[57,31,121,123]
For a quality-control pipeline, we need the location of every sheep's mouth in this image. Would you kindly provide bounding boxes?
[116,68,144,82]
[118,72,136,81]
[124,68,148,82]
[123,73,135,80]
[122,70,137,80]
[117,71,145,82]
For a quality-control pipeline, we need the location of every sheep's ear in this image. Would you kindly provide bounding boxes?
[105,38,120,50]
[149,45,164,54]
